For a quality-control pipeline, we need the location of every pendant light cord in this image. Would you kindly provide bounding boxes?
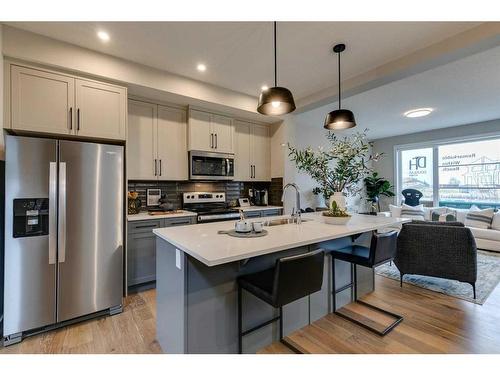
[274,21,277,87]
[338,49,341,110]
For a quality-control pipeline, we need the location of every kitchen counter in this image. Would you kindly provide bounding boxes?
[153,212,408,266]
[154,212,409,353]
[127,210,197,222]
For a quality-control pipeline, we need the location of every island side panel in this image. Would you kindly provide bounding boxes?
[185,246,310,354]
[156,238,188,354]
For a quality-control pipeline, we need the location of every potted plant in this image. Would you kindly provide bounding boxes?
[322,200,351,225]
[288,129,381,211]
[364,172,395,213]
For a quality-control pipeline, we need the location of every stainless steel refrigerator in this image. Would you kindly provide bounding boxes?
[3,135,124,345]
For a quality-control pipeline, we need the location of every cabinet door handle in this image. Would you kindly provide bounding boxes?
[210,133,213,148]
[135,224,158,229]
[159,159,162,176]
[154,159,157,176]
[215,133,218,149]
[77,108,80,131]
[169,221,191,226]
[69,107,73,130]
[250,165,253,179]
[253,165,256,178]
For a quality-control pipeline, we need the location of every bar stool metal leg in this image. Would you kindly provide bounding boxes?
[333,262,403,336]
[238,285,242,354]
[279,307,283,340]
[331,255,336,312]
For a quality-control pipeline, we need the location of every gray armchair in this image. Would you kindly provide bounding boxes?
[394,221,477,298]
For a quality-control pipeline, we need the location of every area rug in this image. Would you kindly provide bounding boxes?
[375,250,500,305]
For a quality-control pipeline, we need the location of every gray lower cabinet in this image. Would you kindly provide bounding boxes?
[243,208,283,218]
[127,216,196,288]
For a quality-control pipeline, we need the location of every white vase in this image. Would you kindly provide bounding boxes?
[329,192,346,210]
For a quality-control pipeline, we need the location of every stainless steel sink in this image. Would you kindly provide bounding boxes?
[264,218,311,226]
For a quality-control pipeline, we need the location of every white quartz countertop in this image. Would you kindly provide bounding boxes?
[153,212,410,266]
[128,210,197,222]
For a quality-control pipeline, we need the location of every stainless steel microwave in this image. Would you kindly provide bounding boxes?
[189,151,235,180]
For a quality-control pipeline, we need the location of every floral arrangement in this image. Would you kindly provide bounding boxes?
[288,129,381,201]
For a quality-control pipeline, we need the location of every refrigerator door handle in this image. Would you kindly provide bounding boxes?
[58,162,67,263]
[49,162,57,265]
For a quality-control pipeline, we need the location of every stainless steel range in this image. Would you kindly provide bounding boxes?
[183,192,240,223]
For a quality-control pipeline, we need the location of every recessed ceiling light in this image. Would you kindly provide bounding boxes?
[97,30,110,42]
[404,108,433,118]
[197,63,207,72]
[261,85,269,91]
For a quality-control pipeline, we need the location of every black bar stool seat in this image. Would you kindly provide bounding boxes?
[237,249,325,353]
[325,230,403,336]
[328,245,371,267]
[238,268,275,306]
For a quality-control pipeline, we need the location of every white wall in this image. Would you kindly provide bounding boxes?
[372,118,500,210]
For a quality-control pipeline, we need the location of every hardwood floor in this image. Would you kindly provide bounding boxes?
[260,275,500,354]
[2,275,500,354]
[0,289,162,354]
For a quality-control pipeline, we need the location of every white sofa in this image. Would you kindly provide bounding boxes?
[380,206,500,253]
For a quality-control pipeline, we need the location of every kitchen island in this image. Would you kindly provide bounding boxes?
[153,212,408,353]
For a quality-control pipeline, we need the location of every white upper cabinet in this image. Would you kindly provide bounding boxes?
[127,100,188,181]
[234,120,271,181]
[10,65,74,135]
[234,120,252,181]
[75,79,127,140]
[188,109,212,152]
[188,109,234,153]
[9,64,127,141]
[211,114,233,153]
[251,124,271,181]
[157,105,188,181]
[127,100,157,180]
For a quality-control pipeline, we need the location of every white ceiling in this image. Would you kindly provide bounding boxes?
[6,21,481,100]
[296,44,500,140]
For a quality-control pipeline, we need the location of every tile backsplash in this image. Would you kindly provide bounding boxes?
[128,178,283,210]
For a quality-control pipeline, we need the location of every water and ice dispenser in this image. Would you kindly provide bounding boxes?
[12,198,49,238]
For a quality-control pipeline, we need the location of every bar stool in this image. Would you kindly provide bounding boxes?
[325,231,403,336]
[237,249,325,353]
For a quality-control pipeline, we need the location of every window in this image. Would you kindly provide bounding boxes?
[400,148,434,202]
[396,136,500,209]
[438,139,500,208]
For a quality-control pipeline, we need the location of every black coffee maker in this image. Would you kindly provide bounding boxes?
[250,189,268,206]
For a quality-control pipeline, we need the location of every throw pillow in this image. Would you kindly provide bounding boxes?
[465,207,495,229]
[389,204,402,218]
[438,212,457,222]
[430,207,448,221]
[401,204,425,221]
[491,212,500,231]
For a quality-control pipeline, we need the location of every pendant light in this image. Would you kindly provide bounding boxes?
[324,44,357,130]
[257,22,296,116]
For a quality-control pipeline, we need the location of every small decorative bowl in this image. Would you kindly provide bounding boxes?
[323,214,351,225]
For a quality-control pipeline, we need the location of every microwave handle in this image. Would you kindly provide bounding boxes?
[226,158,230,176]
